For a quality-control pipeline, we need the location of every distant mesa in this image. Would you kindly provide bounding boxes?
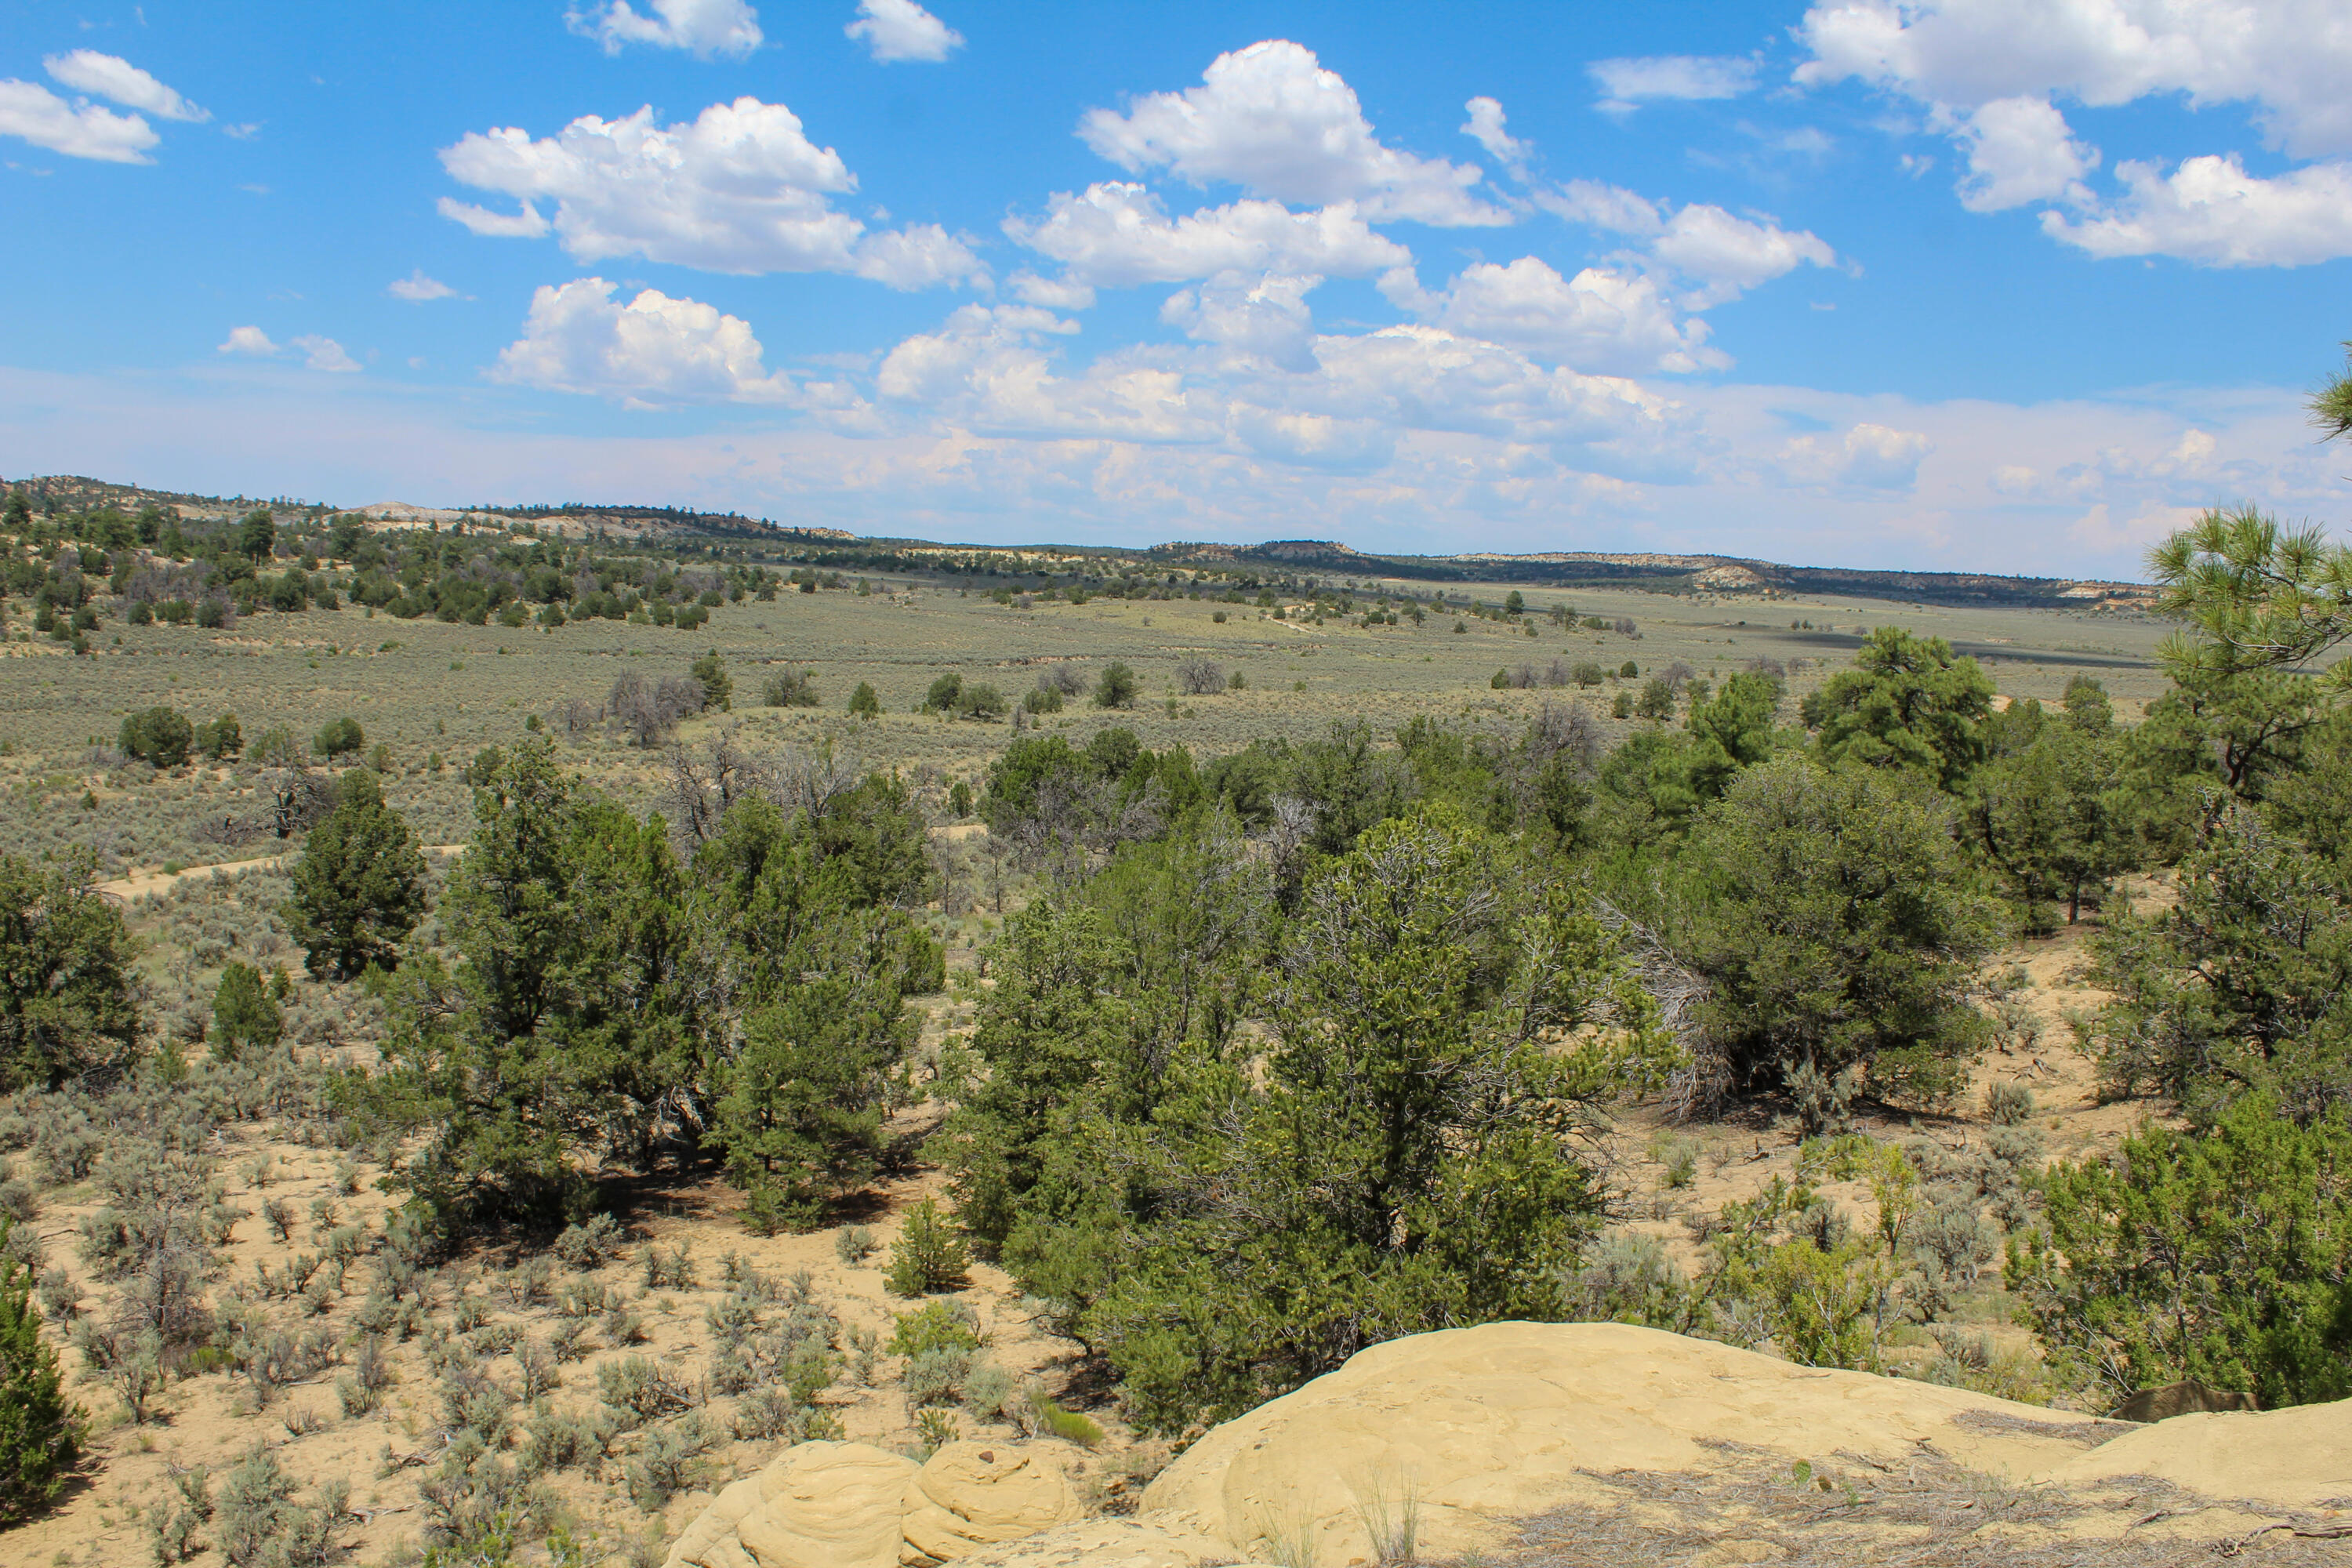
[2,470,2147,608]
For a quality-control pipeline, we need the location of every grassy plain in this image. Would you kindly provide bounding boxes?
[0,566,2172,878]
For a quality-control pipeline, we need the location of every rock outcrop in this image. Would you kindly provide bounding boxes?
[1139,1321,2126,1563]
[670,1324,2352,1568]
[664,1440,1083,1568]
[664,1443,916,1568]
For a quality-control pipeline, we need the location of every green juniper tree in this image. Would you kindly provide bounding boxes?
[0,850,140,1091]
[282,768,430,979]
[0,1220,79,1523]
[120,706,194,768]
[2012,1094,2352,1409]
[1801,627,1994,793]
[961,808,1671,1432]
[211,961,284,1060]
[1686,755,2001,1120]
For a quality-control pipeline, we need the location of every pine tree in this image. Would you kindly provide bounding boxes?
[0,1221,81,1523]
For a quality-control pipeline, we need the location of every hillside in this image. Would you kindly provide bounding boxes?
[1,473,2150,609]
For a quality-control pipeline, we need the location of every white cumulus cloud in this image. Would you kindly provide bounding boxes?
[216,326,361,372]
[1162,271,1322,370]
[1078,40,1508,226]
[1541,181,1838,307]
[437,199,550,239]
[1795,0,2352,159]
[2040,154,2352,266]
[1950,96,2099,211]
[846,0,964,64]
[1422,257,1726,375]
[1795,0,2352,267]
[388,270,457,302]
[1004,183,1410,289]
[292,336,362,373]
[0,80,157,162]
[1460,96,1531,179]
[42,50,206,122]
[492,278,794,405]
[437,98,983,285]
[1588,55,1758,114]
[567,0,761,58]
[1780,421,1933,489]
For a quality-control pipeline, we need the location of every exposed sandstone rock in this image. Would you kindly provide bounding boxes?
[943,1517,1240,1568]
[2038,1398,2352,1511]
[665,1442,918,1568]
[1139,1321,2102,1564]
[901,1441,1086,1563]
[668,1326,2352,1568]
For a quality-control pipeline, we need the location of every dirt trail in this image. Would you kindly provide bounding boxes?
[94,844,466,902]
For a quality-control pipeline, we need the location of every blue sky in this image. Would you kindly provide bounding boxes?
[3,0,2349,575]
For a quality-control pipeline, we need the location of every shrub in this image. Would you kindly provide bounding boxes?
[1984,1080,2035,1126]
[1029,1392,1102,1447]
[640,1241,695,1290]
[762,670,819,708]
[903,1348,971,1411]
[848,681,882,717]
[626,1414,714,1512]
[553,1213,624,1271]
[887,1298,981,1358]
[121,706,194,768]
[924,673,964,713]
[883,1200,970,1296]
[211,964,284,1060]
[249,726,301,768]
[194,713,243,761]
[597,1355,692,1428]
[691,650,732,712]
[1178,657,1225,696]
[836,1225,877,1264]
[960,1358,1018,1421]
[0,1221,80,1522]
[311,717,365,759]
[2011,1095,2352,1409]
[606,671,704,747]
[1686,757,2000,1117]
[1093,662,1138,710]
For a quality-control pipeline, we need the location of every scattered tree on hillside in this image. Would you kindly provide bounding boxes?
[1801,627,1994,792]
[1686,756,2000,1125]
[120,706,194,768]
[281,768,430,979]
[0,851,140,1091]
[211,961,284,1060]
[0,1221,80,1523]
[1092,662,1138,709]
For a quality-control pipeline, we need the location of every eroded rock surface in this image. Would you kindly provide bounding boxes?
[666,1439,1088,1568]
[669,1326,2352,1568]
